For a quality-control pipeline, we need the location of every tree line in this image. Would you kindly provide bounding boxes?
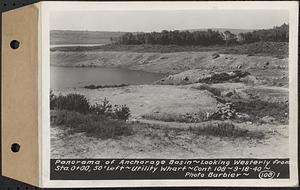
[110,23,288,46]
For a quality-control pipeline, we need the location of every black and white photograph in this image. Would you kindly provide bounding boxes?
[1,1,298,188]
[49,5,292,160]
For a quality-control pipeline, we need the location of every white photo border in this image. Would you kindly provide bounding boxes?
[39,1,299,188]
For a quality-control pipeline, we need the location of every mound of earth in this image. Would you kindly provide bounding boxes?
[191,82,289,103]
[190,82,289,124]
[155,70,250,85]
[53,85,219,119]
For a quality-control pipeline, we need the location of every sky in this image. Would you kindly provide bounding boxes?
[50,10,289,32]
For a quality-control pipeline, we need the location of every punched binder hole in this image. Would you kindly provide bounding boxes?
[10,40,20,49]
[11,143,20,153]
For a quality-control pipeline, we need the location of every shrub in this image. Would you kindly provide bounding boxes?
[209,103,237,120]
[113,105,131,121]
[51,110,87,126]
[51,110,133,139]
[50,93,90,114]
[90,98,113,117]
[198,71,250,84]
[90,98,131,121]
[50,92,131,121]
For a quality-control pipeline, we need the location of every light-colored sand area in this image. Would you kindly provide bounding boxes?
[53,85,220,118]
[51,122,288,159]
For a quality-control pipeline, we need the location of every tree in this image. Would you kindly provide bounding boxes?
[224,31,237,45]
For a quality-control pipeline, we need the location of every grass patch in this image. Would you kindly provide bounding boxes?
[194,84,289,124]
[51,110,133,139]
[142,113,190,123]
[231,99,289,124]
[142,112,208,123]
[219,41,288,58]
[189,121,263,138]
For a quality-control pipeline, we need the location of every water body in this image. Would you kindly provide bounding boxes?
[51,66,165,90]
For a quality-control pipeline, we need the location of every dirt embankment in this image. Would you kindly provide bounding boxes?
[51,51,288,74]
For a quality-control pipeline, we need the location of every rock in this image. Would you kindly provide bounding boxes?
[221,90,235,97]
[183,76,189,81]
[211,53,220,59]
[261,116,276,123]
[240,75,261,85]
[153,110,160,113]
[168,75,174,80]
[225,91,234,97]
[236,113,251,120]
[228,71,236,77]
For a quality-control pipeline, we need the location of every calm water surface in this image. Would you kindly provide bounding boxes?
[51,66,165,90]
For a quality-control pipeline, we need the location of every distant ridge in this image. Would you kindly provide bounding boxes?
[50,28,254,45]
[50,30,126,45]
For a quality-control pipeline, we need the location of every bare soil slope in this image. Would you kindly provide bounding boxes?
[51,51,287,75]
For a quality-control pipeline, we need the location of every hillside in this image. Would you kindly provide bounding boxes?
[51,50,288,72]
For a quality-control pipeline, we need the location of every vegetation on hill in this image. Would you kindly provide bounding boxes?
[111,24,288,46]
